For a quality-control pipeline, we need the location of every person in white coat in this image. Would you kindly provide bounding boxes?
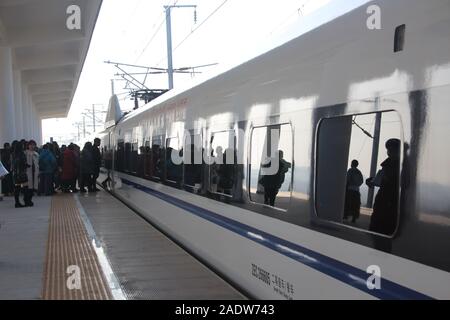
[24,140,39,206]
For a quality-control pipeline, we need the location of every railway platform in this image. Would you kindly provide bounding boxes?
[0,190,245,300]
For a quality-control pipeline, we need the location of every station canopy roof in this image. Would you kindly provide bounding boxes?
[0,0,102,118]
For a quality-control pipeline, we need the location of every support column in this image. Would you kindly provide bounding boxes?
[32,107,41,143]
[36,117,42,145]
[13,70,24,138]
[27,95,34,140]
[21,85,31,140]
[0,46,16,145]
[31,104,37,140]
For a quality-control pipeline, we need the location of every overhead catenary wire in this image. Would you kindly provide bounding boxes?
[155,0,230,67]
[353,116,374,139]
[172,0,229,53]
[268,0,314,36]
[123,0,143,33]
[134,20,165,63]
[155,0,314,68]
[134,0,180,63]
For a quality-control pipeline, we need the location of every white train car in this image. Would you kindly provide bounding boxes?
[97,0,450,299]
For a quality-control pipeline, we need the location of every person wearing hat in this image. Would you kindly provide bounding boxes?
[366,138,401,235]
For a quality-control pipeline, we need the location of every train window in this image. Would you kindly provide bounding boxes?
[249,124,293,211]
[184,134,203,191]
[315,111,402,237]
[137,143,145,178]
[124,142,139,174]
[130,142,138,175]
[209,130,236,197]
[116,140,125,173]
[103,134,113,170]
[165,137,182,184]
[394,24,406,53]
[143,140,152,179]
[123,142,130,173]
[151,136,163,180]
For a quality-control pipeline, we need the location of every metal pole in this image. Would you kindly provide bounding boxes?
[105,60,166,71]
[165,6,174,90]
[83,116,86,138]
[111,79,115,95]
[366,105,382,208]
[134,95,139,110]
[92,104,96,133]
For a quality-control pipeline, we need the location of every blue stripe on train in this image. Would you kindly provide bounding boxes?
[120,178,433,300]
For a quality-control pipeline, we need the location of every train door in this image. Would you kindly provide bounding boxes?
[101,130,114,190]
[110,128,122,191]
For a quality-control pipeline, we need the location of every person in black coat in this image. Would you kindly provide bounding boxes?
[366,139,401,235]
[1,143,14,195]
[217,149,236,196]
[11,141,30,208]
[80,142,95,193]
[92,138,102,192]
[259,150,291,207]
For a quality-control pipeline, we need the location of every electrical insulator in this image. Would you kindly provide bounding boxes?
[194,10,197,24]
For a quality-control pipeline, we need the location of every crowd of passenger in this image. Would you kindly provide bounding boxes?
[0,138,102,208]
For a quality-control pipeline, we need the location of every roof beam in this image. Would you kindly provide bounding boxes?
[14,40,82,71]
[22,65,77,85]
[27,80,74,95]
[6,27,85,48]
[32,91,72,104]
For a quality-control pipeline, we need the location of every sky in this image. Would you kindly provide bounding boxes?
[42,0,333,144]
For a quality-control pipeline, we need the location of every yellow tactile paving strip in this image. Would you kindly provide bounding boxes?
[42,194,112,300]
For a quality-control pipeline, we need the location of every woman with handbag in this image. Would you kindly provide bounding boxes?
[11,141,30,208]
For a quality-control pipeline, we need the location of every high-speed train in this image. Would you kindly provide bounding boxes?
[95,0,450,299]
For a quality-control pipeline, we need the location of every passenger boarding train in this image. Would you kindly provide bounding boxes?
[95,0,450,299]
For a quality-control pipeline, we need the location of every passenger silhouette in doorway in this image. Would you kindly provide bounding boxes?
[210,146,223,194]
[152,145,162,178]
[166,147,182,184]
[217,148,236,196]
[259,150,291,207]
[366,139,401,235]
[185,144,202,189]
[344,160,364,223]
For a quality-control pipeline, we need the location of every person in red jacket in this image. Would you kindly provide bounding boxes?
[61,144,77,193]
